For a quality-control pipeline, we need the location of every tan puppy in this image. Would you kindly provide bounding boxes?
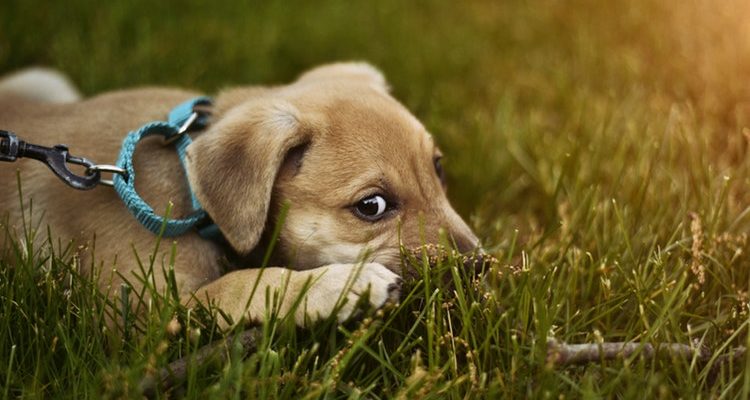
[0,63,479,328]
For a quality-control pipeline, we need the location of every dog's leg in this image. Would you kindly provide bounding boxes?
[187,263,401,328]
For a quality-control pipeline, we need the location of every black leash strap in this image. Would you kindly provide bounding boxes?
[0,130,102,190]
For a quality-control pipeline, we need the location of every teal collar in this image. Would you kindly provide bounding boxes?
[113,97,222,241]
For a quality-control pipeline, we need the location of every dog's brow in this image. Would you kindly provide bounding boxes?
[347,172,391,199]
[421,131,437,150]
[419,133,434,154]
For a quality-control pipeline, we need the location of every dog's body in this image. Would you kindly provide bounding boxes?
[0,63,478,327]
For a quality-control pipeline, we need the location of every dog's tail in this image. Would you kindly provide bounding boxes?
[0,67,81,103]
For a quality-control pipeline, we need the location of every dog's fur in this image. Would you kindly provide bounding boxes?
[0,63,479,327]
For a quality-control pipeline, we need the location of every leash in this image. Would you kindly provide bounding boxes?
[0,130,123,190]
[0,97,221,240]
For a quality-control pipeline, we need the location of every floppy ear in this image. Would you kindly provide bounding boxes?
[295,62,390,93]
[185,99,309,254]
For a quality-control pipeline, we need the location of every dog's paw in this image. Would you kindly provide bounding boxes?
[300,262,401,325]
[338,262,402,321]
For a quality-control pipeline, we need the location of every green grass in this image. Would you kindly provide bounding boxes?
[3,0,750,397]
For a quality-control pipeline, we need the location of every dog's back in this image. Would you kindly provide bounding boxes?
[0,71,214,289]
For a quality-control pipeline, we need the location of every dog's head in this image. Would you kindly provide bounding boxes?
[186,63,479,274]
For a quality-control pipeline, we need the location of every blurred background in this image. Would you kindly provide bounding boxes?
[3,0,750,249]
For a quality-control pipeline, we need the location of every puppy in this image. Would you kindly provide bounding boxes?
[0,63,479,328]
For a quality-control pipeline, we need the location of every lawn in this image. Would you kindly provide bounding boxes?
[3,0,750,398]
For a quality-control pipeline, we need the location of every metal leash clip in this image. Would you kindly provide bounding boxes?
[0,130,20,162]
[0,130,126,190]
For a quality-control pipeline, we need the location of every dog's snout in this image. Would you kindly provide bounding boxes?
[443,206,480,254]
[452,230,479,254]
[400,204,484,272]
[451,230,491,274]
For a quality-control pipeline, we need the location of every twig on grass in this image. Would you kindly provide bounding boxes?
[546,338,710,365]
[139,328,261,397]
[546,338,746,383]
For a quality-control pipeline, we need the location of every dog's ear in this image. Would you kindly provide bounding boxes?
[296,62,390,93]
[185,99,310,254]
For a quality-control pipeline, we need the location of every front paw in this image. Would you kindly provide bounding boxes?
[300,262,401,325]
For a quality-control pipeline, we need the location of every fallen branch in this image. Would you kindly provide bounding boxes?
[546,338,746,382]
[546,338,710,365]
[139,328,261,397]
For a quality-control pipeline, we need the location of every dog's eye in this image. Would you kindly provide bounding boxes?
[353,194,389,221]
[434,157,446,185]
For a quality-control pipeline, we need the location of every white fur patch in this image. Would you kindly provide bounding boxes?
[0,67,81,103]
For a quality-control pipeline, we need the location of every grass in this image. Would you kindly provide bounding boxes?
[3,0,750,397]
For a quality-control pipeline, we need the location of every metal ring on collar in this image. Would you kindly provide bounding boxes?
[163,112,199,145]
[87,164,128,187]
